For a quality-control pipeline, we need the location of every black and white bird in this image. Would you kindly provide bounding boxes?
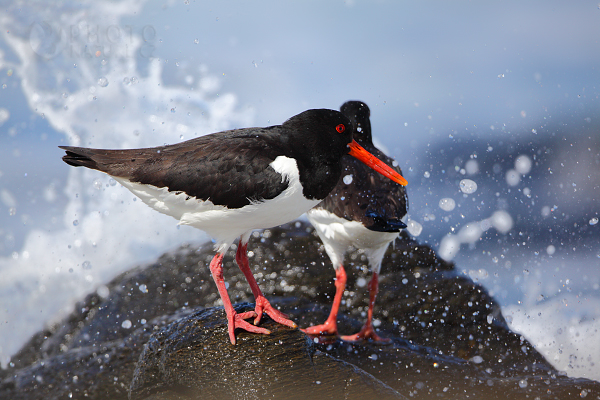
[304,101,408,342]
[59,108,407,345]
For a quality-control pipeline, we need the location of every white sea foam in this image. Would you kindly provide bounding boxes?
[504,293,600,381]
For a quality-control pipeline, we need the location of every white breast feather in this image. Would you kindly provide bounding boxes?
[113,156,319,253]
[307,208,399,272]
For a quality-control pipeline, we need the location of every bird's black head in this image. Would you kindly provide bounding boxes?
[282,109,354,162]
[281,107,407,200]
[279,109,354,200]
[340,101,372,144]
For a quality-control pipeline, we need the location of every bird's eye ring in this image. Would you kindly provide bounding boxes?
[335,124,345,133]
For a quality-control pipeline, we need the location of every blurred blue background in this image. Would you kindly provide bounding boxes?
[0,0,599,380]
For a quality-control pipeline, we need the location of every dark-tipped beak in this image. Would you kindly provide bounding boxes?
[347,140,408,186]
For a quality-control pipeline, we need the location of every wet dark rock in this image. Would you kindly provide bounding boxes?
[1,222,599,399]
[129,303,403,400]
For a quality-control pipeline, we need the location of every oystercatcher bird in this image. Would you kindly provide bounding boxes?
[59,108,407,345]
[304,101,408,342]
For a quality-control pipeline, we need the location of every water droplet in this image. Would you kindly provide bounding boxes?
[73,220,79,226]
[438,235,460,261]
[518,379,528,388]
[343,174,353,185]
[0,108,9,125]
[490,210,513,234]
[438,198,456,212]
[97,77,109,87]
[97,285,110,298]
[589,217,598,226]
[471,355,484,364]
[515,154,532,175]
[82,261,92,270]
[194,38,199,44]
[546,245,556,255]
[407,220,422,237]
[505,169,520,186]
[423,171,430,178]
[459,179,477,194]
[139,284,148,293]
[465,159,478,175]
[121,320,132,329]
[458,223,483,244]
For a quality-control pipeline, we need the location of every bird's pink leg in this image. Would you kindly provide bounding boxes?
[302,265,347,336]
[341,271,390,342]
[235,240,297,329]
[208,252,270,345]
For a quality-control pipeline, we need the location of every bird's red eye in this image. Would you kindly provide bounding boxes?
[336,124,345,133]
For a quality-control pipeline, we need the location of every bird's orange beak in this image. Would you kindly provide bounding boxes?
[347,140,408,186]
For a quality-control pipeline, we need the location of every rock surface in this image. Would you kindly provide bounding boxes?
[1,222,598,399]
[129,304,404,400]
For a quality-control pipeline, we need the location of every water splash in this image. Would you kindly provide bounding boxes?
[0,0,253,366]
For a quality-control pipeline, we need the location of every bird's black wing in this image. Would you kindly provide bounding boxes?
[60,127,289,209]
